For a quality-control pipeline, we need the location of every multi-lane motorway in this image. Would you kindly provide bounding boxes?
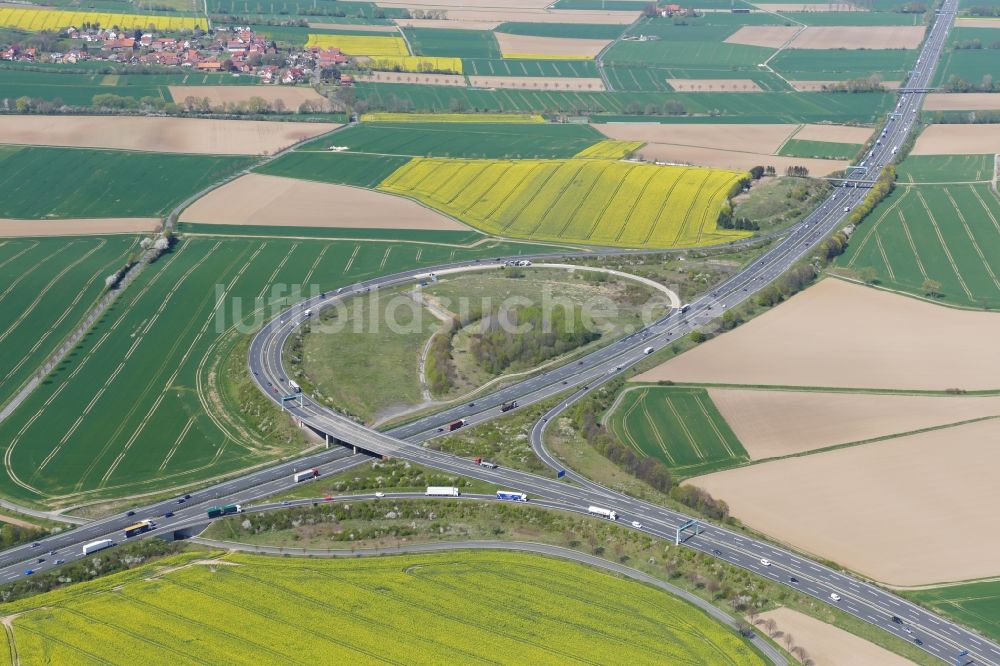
[3,0,995,662]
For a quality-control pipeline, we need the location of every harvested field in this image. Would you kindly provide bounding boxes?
[912,124,1000,155]
[666,79,763,92]
[357,71,466,86]
[596,123,798,155]
[0,116,338,155]
[391,9,640,25]
[756,608,914,666]
[469,75,606,90]
[0,218,158,237]
[180,173,467,230]
[793,123,874,143]
[394,18,502,30]
[495,32,610,58]
[789,80,901,90]
[168,85,334,111]
[633,144,846,175]
[751,2,868,9]
[955,17,1000,28]
[690,417,1000,585]
[708,388,1000,459]
[724,25,800,48]
[790,25,924,49]
[308,22,400,32]
[924,92,1000,111]
[633,278,1000,390]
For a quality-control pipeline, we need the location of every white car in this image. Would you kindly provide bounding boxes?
[843,206,850,212]
[631,520,642,529]
[760,558,771,567]
[830,593,841,602]
[374,492,385,498]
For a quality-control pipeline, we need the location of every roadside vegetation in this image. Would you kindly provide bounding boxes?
[730,175,833,232]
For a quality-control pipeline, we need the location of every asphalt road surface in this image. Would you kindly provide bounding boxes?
[3,2,994,662]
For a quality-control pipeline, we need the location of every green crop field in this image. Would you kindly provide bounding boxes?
[933,30,1000,86]
[0,146,254,219]
[464,57,599,78]
[1,551,767,664]
[608,386,749,477]
[779,138,861,160]
[0,235,139,411]
[896,154,995,183]
[0,234,558,506]
[605,23,774,69]
[403,27,500,58]
[770,48,919,80]
[779,10,926,25]
[497,22,628,40]
[256,150,410,188]
[353,82,895,122]
[906,580,1000,643]
[838,182,1000,309]
[0,67,250,105]
[378,157,748,248]
[298,122,606,158]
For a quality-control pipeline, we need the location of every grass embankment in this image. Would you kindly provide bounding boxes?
[0,548,767,665]
[731,176,832,232]
[291,267,668,424]
[904,580,1000,644]
[204,499,936,665]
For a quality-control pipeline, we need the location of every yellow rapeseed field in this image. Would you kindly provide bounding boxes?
[4,551,766,665]
[368,55,463,74]
[305,33,409,56]
[574,140,644,159]
[0,7,206,31]
[379,156,748,248]
[360,113,546,123]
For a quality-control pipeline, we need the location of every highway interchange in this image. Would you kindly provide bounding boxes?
[2,0,997,661]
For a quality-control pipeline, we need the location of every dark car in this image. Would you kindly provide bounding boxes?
[712,549,723,556]
[176,498,185,504]
[891,616,903,625]
[163,511,174,518]
[30,542,40,548]
[789,577,799,584]
[126,510,135,517]
[23,569,34,576]
[468,402,475,407]
[914,638,923,646]
[36,557,45,564]
[184,494,191,499]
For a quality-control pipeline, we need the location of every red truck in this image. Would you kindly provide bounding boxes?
[448,419,467,431]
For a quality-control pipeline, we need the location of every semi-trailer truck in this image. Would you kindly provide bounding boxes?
[474,457,498,469]
[426,486,460,497]
[588,506,618,521]
[500,401,517,412]
[207,503,243,519]
[448,419,466,431]
[82,539,114,556]
[497,491,527,502]
[293,468,319,483]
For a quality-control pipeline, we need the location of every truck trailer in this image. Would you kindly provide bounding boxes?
[207,504,243,519]
[447,419,466,431]
[588,506,618,521]
[293,468,320,483]
[82,539,114,556]
[497,491,528,502]
[426,486,460,497]
[123,520,155,538]
[500,401,517,412]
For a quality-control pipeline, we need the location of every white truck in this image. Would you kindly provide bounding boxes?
[293,468,319,483]
[82,539,114,556]
[289,380,301,393]
[644,346,655,355]
[304,308,312,317]
[588,506,618,521]
[426,486,461,497]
